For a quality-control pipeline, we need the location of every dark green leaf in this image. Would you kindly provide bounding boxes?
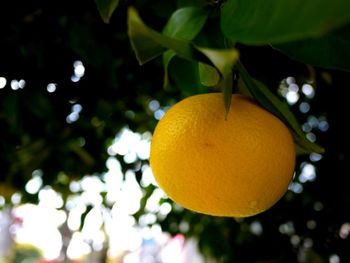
[273,25,350,71]
[221,0,350,44]
[167,57,209,96]
[163,7,209,88]
[95,0,120,24]
[127,7,238,87]
[236,62,324,154]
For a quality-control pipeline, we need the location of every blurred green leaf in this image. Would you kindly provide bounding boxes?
[95,0,119,23]
[236,61,324,154]
[221,0,350,44]
[273,25,350,72]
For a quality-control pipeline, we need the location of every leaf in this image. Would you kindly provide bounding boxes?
[197,47,237,113]
[236,62,324,154]
[163,7,209,38]
[163,7,209,88]
[167,57,209,96]
[127,7,194,65]
[95,0,120,24]
[127,7,239,86]
[221,0,350,44]
[273,25,350,72]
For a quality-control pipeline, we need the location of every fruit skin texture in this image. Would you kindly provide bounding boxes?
[150,93,296,217]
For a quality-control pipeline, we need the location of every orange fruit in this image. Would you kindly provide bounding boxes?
[150,93,296,217]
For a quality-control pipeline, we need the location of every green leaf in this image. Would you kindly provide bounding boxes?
[127,7,239,86]
[127,7,196,65]
[236,61,324,154]
[221,0,350,44]
[197,47,237,114]
[162,7,209,88]
[273,25,350,71]
[167,57,209,96]
[163,7,209,38]
[95,0,120,24]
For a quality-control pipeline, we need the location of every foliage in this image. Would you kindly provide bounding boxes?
[1,0,350,262]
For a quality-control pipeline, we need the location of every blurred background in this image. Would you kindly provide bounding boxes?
[0,1,349,262]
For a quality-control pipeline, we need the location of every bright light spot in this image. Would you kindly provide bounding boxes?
[146,188,167,213]
[160,234,186,263]
[289,182,303,194]
[318,119,329,132]
[33,169,43,177]
[124,151,137,164]
[66,112,79,123]
[299,163,316,183]
[14,204,64,260]
[38,187,64,209]
[80,191,103,207]
[71,75,80,82]
[290,235,300,246]
[139,213,157,226]
[25,175,43,194]
[81,208,105,249]
[310,152,322,162]
[149,100,160,112]
[67,203,86,231]
[329,254,340,263]
[339,222,350,239]
[307,115,319,128]
[136,139,151,160]
[154,109,165,120]
[81,176,105,193]
[0,196,5,206]
[286,76,296,85]
[67,232,91,259]
[69,181,81,192]
[179,221,190,233]
[11,80,20,90]
[288,83,299,92]
[307,220,317,230]
[286,91,299,105]
[47,83,57,93]
[299,102,310,113]
[159,202,172,217]
[121,171,143,215]
[250,221,263,236]
[74,60,85,77]
[302,123,312,133]
[109,128,150,160]
[107,206,142,256]
[141,165,158,187]
[279,221,295,235]
[18,79,26,89]
[306,132,316,142]
[11,193,22,204]
[0,77,7,88]
[72,103,82,113]
[302,84,315,98]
